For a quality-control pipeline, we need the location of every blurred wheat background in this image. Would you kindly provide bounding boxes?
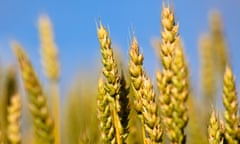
[0,0,240,144]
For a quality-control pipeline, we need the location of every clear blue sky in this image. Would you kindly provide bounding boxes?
[0,0,240,96]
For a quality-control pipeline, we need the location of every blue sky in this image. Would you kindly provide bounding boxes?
[0,0,240,96]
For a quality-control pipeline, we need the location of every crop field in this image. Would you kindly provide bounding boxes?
[0,1,240,144]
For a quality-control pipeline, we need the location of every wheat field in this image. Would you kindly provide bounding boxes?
[0,2,239,144]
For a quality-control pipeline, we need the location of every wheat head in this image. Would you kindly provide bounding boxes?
[7,93,21,144]
[12,42,54,144]
[97,22,130,143]
[97,77,116,143]
[222,66,239,144]
[129,37,162,143]
[208,109,223,144]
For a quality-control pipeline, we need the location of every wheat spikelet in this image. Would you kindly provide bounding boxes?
[97,77,116,143]
[7,93,21,144]
[38,15,61,144]
[208,109,223,144]
[129,37,162,143]
[222,66,239,144]
[97,22,130,143]
[12,42,54,144]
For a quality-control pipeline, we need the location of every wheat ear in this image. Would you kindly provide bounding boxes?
[38,15,60,144]
[7,93,21,144]
[222,66,239,144]
[97,77,116,143]
[38,15,60,81]
[97,22,130,143]
[208,109,223,144]
[157,6,177,136]
[158,5,189,143]
[129,37,162,143]
[12,42,54,144]
[5,68,21,144]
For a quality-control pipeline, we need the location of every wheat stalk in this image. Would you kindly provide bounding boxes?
[210,11,228,74]
[199,35,216,103]
[12,42,54,144]
[38,15,61,144]
[0,130,3,144]
[222,66,239,144]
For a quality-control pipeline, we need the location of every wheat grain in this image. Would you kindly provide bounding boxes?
[199,35,216,103]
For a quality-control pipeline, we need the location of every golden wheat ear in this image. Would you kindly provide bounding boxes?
[4,67,21,144]
[7,93,21,144]
[11,42,54,144]
[222,66,239,144]
[97,77,116,143]
[208,109,224,144]
[129,36,162,143]
[97,21,131,144]
[38,15,61,144]
[157,5,189,143]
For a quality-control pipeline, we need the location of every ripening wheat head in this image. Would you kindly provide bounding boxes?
[38,15,60,81]
[222,66,239,144]
[129,36,162,143]
[208,109,223,144]
[157,5,189,143]
[12,42,54,144]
